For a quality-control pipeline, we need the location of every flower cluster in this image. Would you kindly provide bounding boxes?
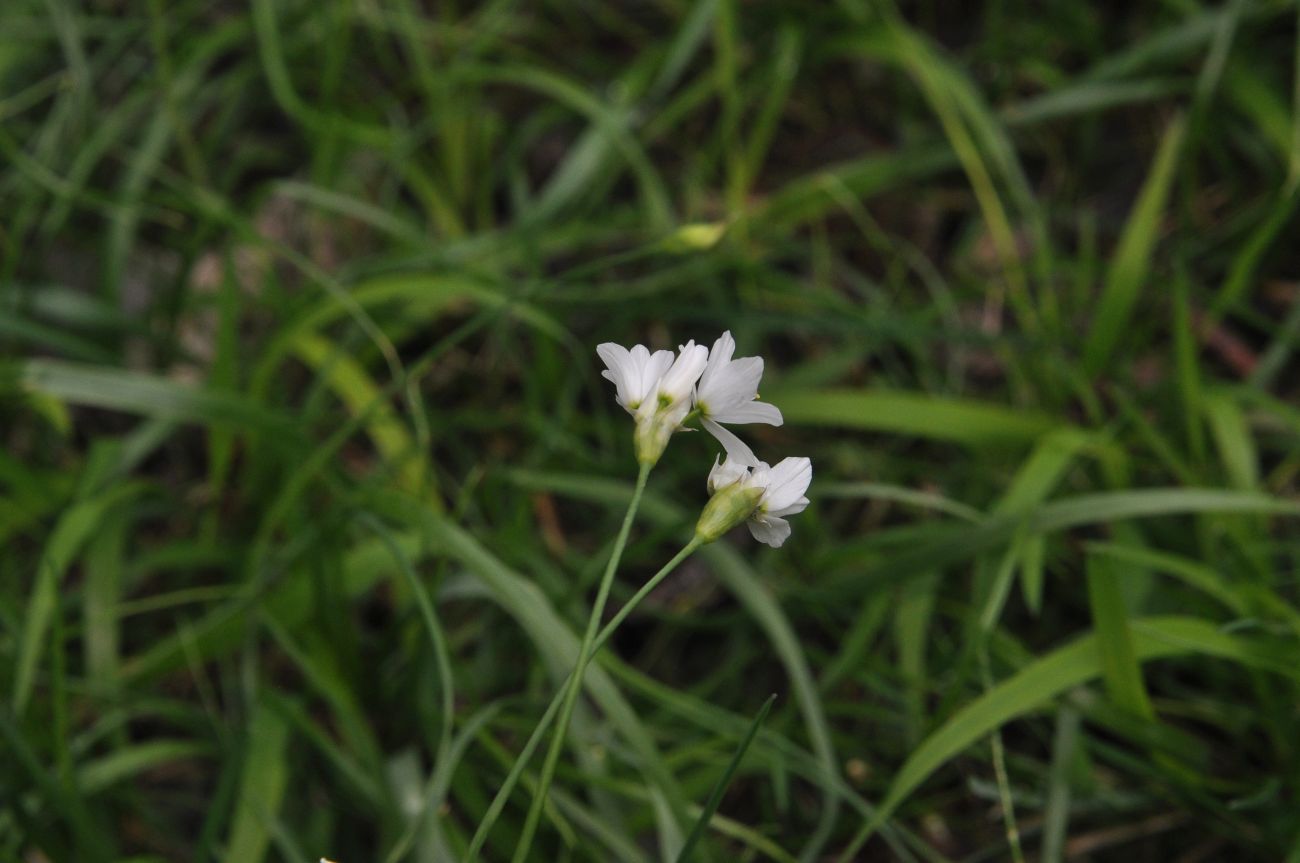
[598,332,812,547]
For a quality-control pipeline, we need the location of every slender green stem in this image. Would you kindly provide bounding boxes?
[464,530,703,861]
[510,462,652,862]
[979,644,1025,863]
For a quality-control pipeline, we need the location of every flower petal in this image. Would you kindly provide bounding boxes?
[761,457,812,512]
[746,514,791,547]
[699,356,763,411]
[658,341,709,402]
[642,350,674,399]
[698,330,735,395]
[707,455,751,493]
[767,496,809,518]
[596,342,637,410]
[710,398,782,426]
[702,418,758,465]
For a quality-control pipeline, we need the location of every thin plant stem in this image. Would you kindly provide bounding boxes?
[510,461,653,862]
[464,530,703,861]
[980,644,1025,863]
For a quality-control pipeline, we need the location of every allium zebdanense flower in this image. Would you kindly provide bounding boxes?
[596,342,674,413]
[598,339,708,465]
[695,454,812,547]
[694,331,783,463]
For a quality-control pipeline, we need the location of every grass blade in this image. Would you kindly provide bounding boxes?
[1085,554,1155,719]
[1083,114,1186,376]
[14,359,295,435]
[703,543,841,863]
[1040,706,1081,863]
[675,694,776,862]
[838,615,1300,858]
[13,483,138,715]
[224,701,291,863]
[767,387,1061,447]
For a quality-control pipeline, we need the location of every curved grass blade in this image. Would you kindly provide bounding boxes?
[76,740,211,795]
[13,482,140,716]
[294,334,431,499]
[15,359,295,435]
[766,387,1061,447]
[824,488,1300,596]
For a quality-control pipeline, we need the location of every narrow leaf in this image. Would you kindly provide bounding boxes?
[1083,114,1186,375]
[675,695,776,862]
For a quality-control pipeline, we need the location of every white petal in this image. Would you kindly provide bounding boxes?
[699,356,763,411]
[626,344,652,391]
[761,457,812,512]
[697,331,735,394]
[596,342,638,410]
[707,455,751,493]
[658,341,709,402]
[702,418,758,465]
[596,343,629,369]
[710,399,782,426]
[746,514,791,547]
[638,349,674,403]
[767,496,809,518]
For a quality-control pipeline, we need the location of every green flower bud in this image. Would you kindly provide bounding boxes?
[694,482,764,544]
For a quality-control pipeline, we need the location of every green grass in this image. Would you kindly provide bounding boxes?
[3,0,1300,860]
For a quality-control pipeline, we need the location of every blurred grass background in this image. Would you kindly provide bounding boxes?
[3,0,1300,860]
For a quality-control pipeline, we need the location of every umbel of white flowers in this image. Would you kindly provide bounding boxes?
[598,331,782,466]
[597,332,811,547]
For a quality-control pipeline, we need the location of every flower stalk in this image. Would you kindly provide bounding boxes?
[493,331,813,858]
[464,534,704,862]
[510,461,654,862]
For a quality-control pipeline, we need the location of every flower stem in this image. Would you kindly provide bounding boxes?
[464,534,702,862]
[510,461,653,862]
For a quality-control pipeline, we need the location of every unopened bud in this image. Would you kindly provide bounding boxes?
[694,482,764,544]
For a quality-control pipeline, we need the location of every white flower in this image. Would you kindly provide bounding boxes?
[646,339,709,425]
[743,457,812,547]
[694,331,783,463]
[597,342,674,413]
[697,455,811,547]
[597,339,709,465]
